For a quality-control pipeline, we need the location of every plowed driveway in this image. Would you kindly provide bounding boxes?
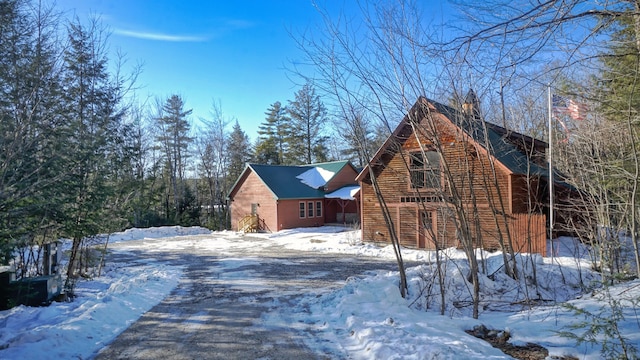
[93,234,405,359]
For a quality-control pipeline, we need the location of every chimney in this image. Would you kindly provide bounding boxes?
[462,89,480,118]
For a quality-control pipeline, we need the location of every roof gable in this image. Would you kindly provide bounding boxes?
[358,97,550,182]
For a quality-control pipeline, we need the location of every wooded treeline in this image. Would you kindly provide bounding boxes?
[0,0,388,287]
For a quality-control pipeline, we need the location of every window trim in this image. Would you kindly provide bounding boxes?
[308,201,314,218]
[299,202,306,218]
[315,201,322,218]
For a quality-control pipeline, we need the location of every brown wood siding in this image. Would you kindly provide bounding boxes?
[511,175,537,214]
[509,213,546,256]
[277,199,325,230]
[230,171,278,232]
[360,109,546,255]
[360,184,390,244]
[398,206,417,247]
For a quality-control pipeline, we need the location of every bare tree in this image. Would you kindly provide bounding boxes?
[196,100,231,230]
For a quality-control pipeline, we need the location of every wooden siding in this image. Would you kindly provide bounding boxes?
[510,174,541,214]
[230,171,278,232]
[509,213,547,256]
[360,109,547,255]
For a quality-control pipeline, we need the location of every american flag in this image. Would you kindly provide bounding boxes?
[552,94,587,121]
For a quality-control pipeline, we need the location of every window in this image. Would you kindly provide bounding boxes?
[421,211,433,230]
[410,151,441,189]
[299,202,306,218]
[308,201,314,217]
[316,201,322,217]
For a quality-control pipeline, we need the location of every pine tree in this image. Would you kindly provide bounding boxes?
[154,94,194,223]
[0,0,65,265]
[254,101,289,164]
[287,83,328,164]
[227,121,252,184]
[598,13,640,122]
[594,10,640,277]
[60,18,126,289]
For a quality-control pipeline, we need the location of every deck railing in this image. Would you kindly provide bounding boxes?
[238,214,259,233]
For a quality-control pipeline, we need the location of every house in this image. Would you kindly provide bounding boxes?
[357,94,569,256]
[228,160,360,232]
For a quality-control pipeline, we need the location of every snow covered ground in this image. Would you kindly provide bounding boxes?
[1,226,639,359]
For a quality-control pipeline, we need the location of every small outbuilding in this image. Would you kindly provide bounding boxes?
[228,160,360,232]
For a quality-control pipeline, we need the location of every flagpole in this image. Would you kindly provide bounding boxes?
[547,85,554,257]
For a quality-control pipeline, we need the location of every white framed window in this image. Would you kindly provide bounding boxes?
[308,201,314,217]
[315,201,322,217]
[299,202,306,218]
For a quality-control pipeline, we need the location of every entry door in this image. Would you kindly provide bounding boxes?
[418,210,436,249]
[251,203,258,215]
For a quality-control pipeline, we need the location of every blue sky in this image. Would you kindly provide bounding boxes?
[54,1,334,138]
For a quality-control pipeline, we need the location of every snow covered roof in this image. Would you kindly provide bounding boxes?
[325,185,360,200]
[296,167,335,189]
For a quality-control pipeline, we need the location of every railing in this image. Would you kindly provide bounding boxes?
[238,214,260,233]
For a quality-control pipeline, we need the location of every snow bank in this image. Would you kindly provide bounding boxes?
[2,225,639,360]
[0,260,182,359]
[99,226,213,243]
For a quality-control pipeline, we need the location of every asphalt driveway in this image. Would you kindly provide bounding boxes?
[93,234,405,359]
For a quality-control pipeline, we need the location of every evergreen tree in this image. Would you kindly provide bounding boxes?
[287,83,328,164]
[60,18,126,288]
[598,12,640,123]
[593,10,640,276]
[0,0,65,265]
[154,94,194,223]
[227,121,252,184]
[254,101,289,164]
[118,104,157,227]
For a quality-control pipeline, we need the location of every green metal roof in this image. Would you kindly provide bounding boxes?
[312,160,351,174]
[427,99,574,190]
[245,160,352,200]
[430,100,550,178]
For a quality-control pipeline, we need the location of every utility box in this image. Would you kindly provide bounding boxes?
[0,242,63,310]
[5,274,62,308]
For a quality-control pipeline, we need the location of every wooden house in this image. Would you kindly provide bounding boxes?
[228,160,360,232]
[357,95,568,256]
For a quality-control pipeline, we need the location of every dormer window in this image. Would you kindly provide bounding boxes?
[409,151,441,189]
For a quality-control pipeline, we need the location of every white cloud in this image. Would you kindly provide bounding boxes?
[114,29,206,42]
